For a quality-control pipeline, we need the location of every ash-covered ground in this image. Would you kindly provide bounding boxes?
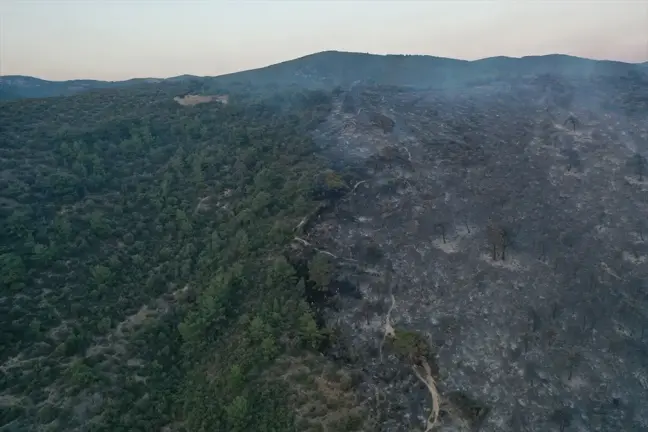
[296,75,648,431]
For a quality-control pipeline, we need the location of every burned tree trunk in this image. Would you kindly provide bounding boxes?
[566,349,582,381]
[434,223,446,244]
[633,153,646,181]
[501,230,509,261]
[550,408,572,432]
[564,115,578,131]
[487,223,508,261]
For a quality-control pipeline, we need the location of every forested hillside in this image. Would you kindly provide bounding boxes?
[0,85,363,431]
[0,76,165,101]
[3,52,645,101]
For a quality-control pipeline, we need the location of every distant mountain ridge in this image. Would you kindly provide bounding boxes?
[1,51,646,100]
[0,75,186,100]
[212,51,647,87]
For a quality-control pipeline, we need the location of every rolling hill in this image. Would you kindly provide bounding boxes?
[1,51,646,100]
[0,75,191,100]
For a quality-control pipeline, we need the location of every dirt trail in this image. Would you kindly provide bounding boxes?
[377,287,441,431]
[379,290,396,363]
[412,359,441,432]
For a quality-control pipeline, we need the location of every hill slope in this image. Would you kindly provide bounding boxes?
[211,51,646,89]
[0,85,347,432]
[2,51,645,100]
[300,72,648,430]
[1,52,647,432]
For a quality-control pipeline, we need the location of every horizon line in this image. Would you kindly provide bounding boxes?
[2,50,646,83]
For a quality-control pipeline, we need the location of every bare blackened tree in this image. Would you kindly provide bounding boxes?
[637,221,645,242]
[524,361,539,386]
[538,240,547,262]
[434,223,446,243]
[521,332,532,353]
[487,223,498,260]
[544,328,559,349]
[509,402,528,432]
[563,148,581,172]
[359,300,372,324]
[501,229,510,260]
[632,153,646,181]
[550,408,572,432]
[581,305,597,332]
[528,307,541,333]
[564,115,578,131]
[487,223,508,260]
[566,349,583,381]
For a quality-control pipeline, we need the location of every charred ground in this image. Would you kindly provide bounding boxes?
[292,73,648,430]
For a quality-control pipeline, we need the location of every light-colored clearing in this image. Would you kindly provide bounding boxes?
[114,303,159,337]
[633,370,648,390]
[0,394,22,407]
[0,354,30,374]
[563,169,585,179]
[479,253,526,271]
[594,225,609,236]
[565,376,589,390]
[174,94,229,106]
[624,176,648,190]
[431,238,461,254]
[127,358,144,367]
[195,196,213,212]
[622,251,647,265]
[600,262,623,281]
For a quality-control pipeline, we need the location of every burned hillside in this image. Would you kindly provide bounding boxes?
[295,74,648,431]
[2,51,647,432]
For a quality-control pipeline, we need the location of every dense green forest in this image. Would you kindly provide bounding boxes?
[0,84,365,431]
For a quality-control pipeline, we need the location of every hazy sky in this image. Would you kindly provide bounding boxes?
[1,1,647,81]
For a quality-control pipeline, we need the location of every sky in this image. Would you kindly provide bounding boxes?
[1,1,647,81]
